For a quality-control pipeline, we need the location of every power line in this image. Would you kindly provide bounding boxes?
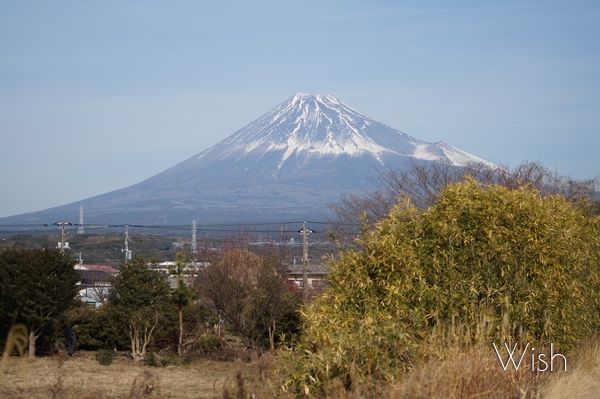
[0,220,361,232]
[54,221,72,252]
[304,220,361,226]
[0,224,51,227]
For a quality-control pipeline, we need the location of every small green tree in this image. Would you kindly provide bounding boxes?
[172,253,194,356]
[64,304,129,351]
[0,249,79,357]
[109,258,170,361]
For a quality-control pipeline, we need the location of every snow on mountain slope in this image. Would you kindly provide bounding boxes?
[413,141,496,168]
[195,92,484,168]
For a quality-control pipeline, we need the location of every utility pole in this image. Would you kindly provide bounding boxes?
[54,221,72,253]
[298,222,315,300]
[191,220,198,255]
[77,205,85,235]
[122,224,132,262]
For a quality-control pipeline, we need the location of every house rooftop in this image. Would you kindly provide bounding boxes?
[75,263,119,274]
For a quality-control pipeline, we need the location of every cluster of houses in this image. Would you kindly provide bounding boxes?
[75,258,329,308]
[74,263,119,308]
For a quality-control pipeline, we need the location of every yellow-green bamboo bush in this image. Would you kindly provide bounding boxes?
[282,179,600,394]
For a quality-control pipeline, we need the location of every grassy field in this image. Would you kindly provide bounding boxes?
[2,342,600,398]
[0,352,250,399]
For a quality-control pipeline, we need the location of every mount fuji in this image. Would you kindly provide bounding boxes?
[2,93,493,225]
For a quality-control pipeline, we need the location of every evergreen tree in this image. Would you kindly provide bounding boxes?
[0,249,79,357]
[109,258,170,361]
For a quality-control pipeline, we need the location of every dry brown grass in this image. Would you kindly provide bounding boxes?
[2,341,600,398]
[390,346,548,399]
[0,351,246,399]
[543,339,600,399]
[245,341,600,398]
[336,341,600,399]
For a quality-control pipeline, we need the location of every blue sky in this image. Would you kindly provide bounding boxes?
[1,1,599,217]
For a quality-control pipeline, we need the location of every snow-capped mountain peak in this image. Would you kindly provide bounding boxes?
[203,92,489,170]
[211,92,425,166]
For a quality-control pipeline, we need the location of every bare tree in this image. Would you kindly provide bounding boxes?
[198,247,300,349]
[200,248,260,336]
[330,160,599,240]
[87,285,111,304]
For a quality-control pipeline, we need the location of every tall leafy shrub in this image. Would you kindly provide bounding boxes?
[285,180,600,393]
